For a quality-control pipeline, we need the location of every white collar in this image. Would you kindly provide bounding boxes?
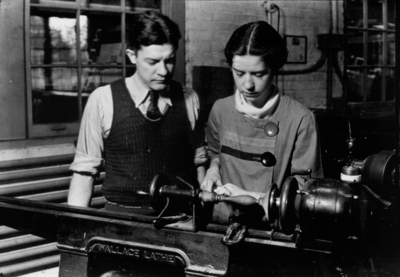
[234,85,280,119]
[127,73,172,107]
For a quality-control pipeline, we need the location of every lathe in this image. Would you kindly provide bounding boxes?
[0,150,397,276]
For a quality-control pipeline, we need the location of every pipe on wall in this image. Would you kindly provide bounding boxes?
[278,52,328,76]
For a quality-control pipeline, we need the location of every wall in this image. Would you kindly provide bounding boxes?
[0,0,26,140]
[162,0,186,85]
[186,0,344,109]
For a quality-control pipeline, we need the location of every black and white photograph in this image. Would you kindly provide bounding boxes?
[0,0,398,276]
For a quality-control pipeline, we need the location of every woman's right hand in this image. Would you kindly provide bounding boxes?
[200,158,222,192]
[200,168,223,192]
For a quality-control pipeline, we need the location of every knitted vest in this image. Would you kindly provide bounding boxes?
[102,78,196,205]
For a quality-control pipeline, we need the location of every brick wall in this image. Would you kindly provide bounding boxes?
[186,0,344,109]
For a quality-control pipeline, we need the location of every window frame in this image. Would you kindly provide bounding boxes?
[25,0,160,138]
[344,0,396,109]
[344,0,395,109]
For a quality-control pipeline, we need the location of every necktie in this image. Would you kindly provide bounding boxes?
[146,91,162,120]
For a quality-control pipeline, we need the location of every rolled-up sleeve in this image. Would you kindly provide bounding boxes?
[183,87,199,132]
[184,87,208,165]
[70,86,110,175]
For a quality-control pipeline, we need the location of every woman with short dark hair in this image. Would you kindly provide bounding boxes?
[201,21,323,225]
[224,21,287,72]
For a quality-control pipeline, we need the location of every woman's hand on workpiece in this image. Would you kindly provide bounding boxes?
[215,184,266,201]
[214,183,247,197]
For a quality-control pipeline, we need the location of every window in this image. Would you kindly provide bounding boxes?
[26,0,161,137]
[345,0,395,105]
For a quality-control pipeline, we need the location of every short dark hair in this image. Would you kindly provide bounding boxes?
[224,21,288,72]
[127,11,181,51]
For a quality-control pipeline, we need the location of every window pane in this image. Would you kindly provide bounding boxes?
[367,31,383,65]
[368,0,383,28]
[346,69,365,102]
[30,12,78,65]
[386,69,395,101]
[366,67,382,102]
[388,0,395,25]
[387,0,395,66]
[125,13,138,49]
[387,33,395,66]
[81,68,122,92]
[32,68,79,124]
[346,29,364,67]
[81,12,122,65]
[34,0,76,2]
[346,68,381,102]
[346,0,363,27]
[89,0,121,5]
[126,0,160,9]
[81,68,122,110]
[345,0,396,105]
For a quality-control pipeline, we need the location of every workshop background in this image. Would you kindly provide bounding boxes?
[0,0,397,276]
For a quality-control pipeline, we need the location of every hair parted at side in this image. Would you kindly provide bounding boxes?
[224,21,288,72]
[127,10,181,51]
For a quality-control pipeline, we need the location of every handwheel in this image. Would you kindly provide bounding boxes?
[260,183,279,224]
[279,176,299,234]
[149,174,168,211]
[364,150,395,189]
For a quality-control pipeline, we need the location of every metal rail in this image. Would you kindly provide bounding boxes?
[0,154,74,170]
[0,226,22,238]
[0,153,105,276]
[0,254,60,276]
[0,234,47,252]
[0,243,58,264]
[17,184,103,202]
[0,164,71,182]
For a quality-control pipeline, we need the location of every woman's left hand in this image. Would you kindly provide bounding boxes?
[214,183,248,197]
